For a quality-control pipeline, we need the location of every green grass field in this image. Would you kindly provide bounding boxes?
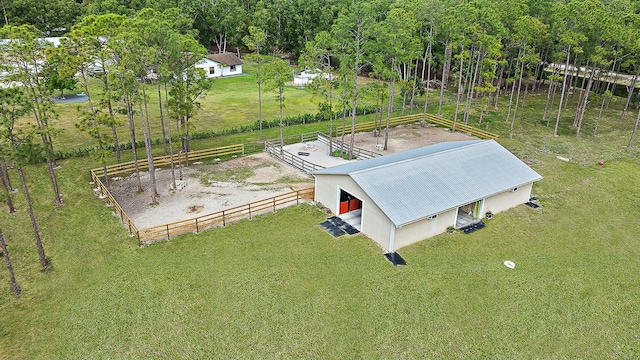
[1,77,640,358]
[49,61,348,152]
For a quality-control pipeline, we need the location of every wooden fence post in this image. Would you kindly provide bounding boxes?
[273,197,276,212]
[248,204,252,219]
[196,218,199,233]
[166,225,170,240]
[222,211,226,226]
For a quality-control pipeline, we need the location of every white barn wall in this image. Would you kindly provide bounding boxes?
[314,174,393,250]
[483,183,533,216]
[313,174,343,213]
[393,208,458,250]
[361,202,393,251]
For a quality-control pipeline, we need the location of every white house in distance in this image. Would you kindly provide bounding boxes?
[312,140,542,253]
[195,53,244,79]
[293,68,332,86]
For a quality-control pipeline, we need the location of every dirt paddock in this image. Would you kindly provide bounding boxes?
[108,124,475,229]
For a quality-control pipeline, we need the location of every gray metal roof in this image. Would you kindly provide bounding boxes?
[313,140,542,227]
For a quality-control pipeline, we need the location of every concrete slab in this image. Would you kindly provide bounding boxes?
[282,140,355,169]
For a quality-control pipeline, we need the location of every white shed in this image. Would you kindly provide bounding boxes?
[312,140,542,252]
[293,69,332,86]
[195,53,244,79]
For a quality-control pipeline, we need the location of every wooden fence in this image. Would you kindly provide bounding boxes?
[91,143,245,178]
[265,146,326,173]
[264,132,383,173]
[90,167,139,237]
[88,143,315,246]
[136,188,314,244]
[335,113,499,140]
[317,134,382,159]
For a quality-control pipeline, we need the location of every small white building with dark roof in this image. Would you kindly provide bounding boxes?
[312,140,542,252]
[195,53,244,78]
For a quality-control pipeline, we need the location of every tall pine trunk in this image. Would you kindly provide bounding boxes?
[80,71,110,190]
[554,47,572,137]
[620,74,637,122]
[607,57,621,109]
[542,67,559,122]
[121,76,143,192]
[0,230,21,296]
[510,54,526,132]
[328,74,334,154]
[16,164,48,269]
[548,80,558,126]
[575,67,595,137]
[384,56,396,150]
[494,64,505,109]
[628,109,640,148]
[278,86,284,152]
[340,101,347,156]
[409,54,420,115]
[157,82,168,155]
[463,49,480,125]
[139,86,158,204]
[349,63,359,160]
[506,49,522,124]
[453,47,465,128]
[0,160,16,213]
[423,25,433,121]
[437,42,451,116]
[19,57,63,206]
[164,83,177,191]
[593,93,607,136]
[258,59,264,140]
[101,70,121,163]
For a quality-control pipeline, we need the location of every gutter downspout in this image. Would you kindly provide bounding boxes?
[389,223,396,253]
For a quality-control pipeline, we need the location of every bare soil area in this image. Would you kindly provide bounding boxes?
[108,124,475,229]
[108,153,314,229]
[348,122,475,153]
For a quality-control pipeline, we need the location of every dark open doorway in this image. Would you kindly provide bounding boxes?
[338,189,363,231]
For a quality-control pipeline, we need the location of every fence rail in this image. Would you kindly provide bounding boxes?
[265,146,326,173]
[136,188,314,244]
[90,168,139,236]
[264,132,383,173]
[91,144,245,178]
[335,113,498,140]
[89,143,314,246]
[316,134,382,159]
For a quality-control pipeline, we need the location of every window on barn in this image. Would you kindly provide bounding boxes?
[230,65,236,71]
[209,67,215,75]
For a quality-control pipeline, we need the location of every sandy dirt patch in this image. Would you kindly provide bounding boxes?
[108,123,476,229]
[108,153,313,229]
[349,122,475,153]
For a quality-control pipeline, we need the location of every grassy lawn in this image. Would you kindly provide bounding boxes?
[47,61,386,154]
[1,83,640,357]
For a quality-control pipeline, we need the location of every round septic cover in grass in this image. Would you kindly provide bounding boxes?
[504,260,516,269]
